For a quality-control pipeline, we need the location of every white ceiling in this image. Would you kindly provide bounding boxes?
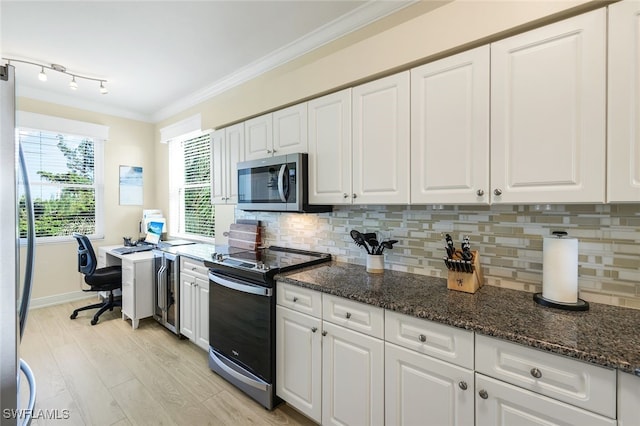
[1,1,414,123]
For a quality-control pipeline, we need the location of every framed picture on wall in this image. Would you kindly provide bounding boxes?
[119,165,143,205]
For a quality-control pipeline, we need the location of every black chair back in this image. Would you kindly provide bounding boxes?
[72,233,97,276]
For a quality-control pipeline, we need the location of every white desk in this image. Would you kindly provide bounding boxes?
[98,245,155,329]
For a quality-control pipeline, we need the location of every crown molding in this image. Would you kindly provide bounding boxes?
[152,0,417,123]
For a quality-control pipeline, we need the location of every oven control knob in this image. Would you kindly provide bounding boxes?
[214,253,224,262]
[256,262,270,270]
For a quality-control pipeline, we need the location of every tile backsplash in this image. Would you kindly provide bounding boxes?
[237,204,640,309]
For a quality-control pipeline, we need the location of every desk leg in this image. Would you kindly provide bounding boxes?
[131,319,139,329]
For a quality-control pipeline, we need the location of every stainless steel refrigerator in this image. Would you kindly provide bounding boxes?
[0,64,37,425]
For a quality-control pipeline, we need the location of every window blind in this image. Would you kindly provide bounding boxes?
[19,129,99,239]
[179,133,214,238]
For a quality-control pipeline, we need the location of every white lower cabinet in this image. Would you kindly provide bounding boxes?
[179,257,210,350]
[120,257,153,330]
[618,371,640,426]
[322,321,384,426]
[385,342,474,426]
[476,374,615,426]
[276,305,322,423]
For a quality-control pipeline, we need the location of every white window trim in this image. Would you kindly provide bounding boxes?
[17,112,107,243]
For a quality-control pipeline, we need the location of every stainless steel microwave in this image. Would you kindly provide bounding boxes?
[237,153,331,213]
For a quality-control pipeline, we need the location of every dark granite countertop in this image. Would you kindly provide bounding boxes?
[276,261,640,376]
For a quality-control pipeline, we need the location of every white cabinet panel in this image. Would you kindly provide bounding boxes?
[273,103,308,155]
[211,129,225,204]
[195,278,209,350]
[476,334,616,418]
[490,9,606,203]
[385,343,474,426]
[352,71,410,204]
[211,123,245,204]
[322,293,384,339]
[276,282,322,317]
[308,89,352,205]
[180,274,195,341]
[322,321,384,426]
[411,45,490,204]
[276,306,322,423]
[476,374,616,426]
[607,0,640,202]
[244,113,273,160]
[618,370,640,426]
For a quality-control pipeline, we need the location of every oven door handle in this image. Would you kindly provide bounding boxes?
[209,273,273,297]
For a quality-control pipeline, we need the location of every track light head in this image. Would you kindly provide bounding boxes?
[69,76,78,90]
[38,67,47,82]
[99,81,108,94]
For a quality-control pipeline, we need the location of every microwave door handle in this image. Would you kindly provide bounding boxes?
[277,164,289,202]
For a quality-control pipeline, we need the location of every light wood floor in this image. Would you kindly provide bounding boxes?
[19,299,316,426]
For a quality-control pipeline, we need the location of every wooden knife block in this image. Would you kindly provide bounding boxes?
[447,251,484,294]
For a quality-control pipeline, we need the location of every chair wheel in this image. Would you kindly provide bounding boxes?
[70,312,78,320]
[90,319,98,326]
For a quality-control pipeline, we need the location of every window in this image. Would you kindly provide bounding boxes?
[169,133,214,239]
[19,129,103,241]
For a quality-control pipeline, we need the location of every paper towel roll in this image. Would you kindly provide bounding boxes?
[542,235,578,303]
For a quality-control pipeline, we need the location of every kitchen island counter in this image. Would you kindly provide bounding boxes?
[276,260,640,376]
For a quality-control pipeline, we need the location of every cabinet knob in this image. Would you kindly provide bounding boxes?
[322,331,328,336]
[311,327,318,333]
[267,150,272,154]
[292,297,298,303]
[478,389,489,399]
[530,367,542,379]
[418,334,427,342]
[493,188,503,196]
[352,193,357,199]
[343,193,349,198]
[476,189,484,196]
[345,312,351,319]
[458,381,468,391]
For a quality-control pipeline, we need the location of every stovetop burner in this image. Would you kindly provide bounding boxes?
[207,245,331,283]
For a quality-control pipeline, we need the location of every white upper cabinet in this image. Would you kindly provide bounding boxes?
[352,71,411,204]
[410,46,490,205]
[244,103,308,161]
[244,113,273,160]
[211,122,245,204]
[308,89,352,205]
[607,0,640,203]
[490,9,606,204]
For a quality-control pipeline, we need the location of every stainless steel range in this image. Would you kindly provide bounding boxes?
[206,246,331,409]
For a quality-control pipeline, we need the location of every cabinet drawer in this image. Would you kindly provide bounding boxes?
[385,310,473,369]
[476,334,616,418]
[322,294,384,339]
[277,282,322,318]
[180,257,208,279]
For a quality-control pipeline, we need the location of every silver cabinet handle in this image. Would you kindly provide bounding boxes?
[345,312,351,319]
[352,193,357,199]
[292,297,298,302]
[272,149,277,153]
[266,149,272,154]
[494,188,503,196]
[418,334,427,342]
[343,193,349,198]
[476,189,484,196]
[530,368,542,379]
[322,331,328,336]
[311,327,318,333]
[478,389,488,399]
[458,381,468,391]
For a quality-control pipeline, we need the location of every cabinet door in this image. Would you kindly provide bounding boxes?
[476,374,616,426]
[121,261,134,319]
[491,9,606,204]
[244,113,273,160]
[273,103,307,155]
[133,258,154,320]
[179,273,195,341]
[322,321,384,426]
[211,129,226,204]
[308,88,352,205]
[385,343,474,426]
[411,46,490,205]
[276,306,322,423]
[608,0,640,202]
[352,71,410,204]
[225,122,245,204]
[618,370,640,426]
[195,277,209,350]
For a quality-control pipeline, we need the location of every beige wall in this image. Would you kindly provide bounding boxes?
[18,98,155,304]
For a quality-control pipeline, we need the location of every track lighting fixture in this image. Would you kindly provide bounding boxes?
[2,57,108,95]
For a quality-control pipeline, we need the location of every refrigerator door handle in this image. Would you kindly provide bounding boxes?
[18,138,35,340]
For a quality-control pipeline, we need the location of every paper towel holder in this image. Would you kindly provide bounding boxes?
[534,231,589,311]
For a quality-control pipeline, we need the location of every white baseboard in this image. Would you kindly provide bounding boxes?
[29,291,97,310]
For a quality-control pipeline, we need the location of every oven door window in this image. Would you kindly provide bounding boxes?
[238,162,297,204]
[209,274,272,382]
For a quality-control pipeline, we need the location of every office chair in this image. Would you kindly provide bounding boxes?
[70,233,122,325]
